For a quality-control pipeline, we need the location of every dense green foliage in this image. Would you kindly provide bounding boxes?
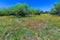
[50,0,60,15]
[0,3,41,16]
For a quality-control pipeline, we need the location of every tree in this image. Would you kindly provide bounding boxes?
[0,8,8,16]
[17,3,29,16]
[50,0,60,15]
[7,3,28,16]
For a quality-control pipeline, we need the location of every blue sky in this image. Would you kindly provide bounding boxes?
[0,0,57,11]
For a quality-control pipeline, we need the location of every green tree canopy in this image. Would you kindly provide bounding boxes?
[50,0,60,15]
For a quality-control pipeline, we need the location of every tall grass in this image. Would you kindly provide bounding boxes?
[0,14,60,40]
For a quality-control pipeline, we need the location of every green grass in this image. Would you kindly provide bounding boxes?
[0,14,60,40]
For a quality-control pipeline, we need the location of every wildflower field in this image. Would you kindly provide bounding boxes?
[0,14,60,40]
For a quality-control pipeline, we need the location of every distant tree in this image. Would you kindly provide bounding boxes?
[50,0,60,15]
[17,3,29,16]
[28,8,41,15]
[44,11,49,14]
[8,3,28,16]
[0,8,8,16]
[35,10,41,15]
[40,11,44,14]
[7,8,16,16]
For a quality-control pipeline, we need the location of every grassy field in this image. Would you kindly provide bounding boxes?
[0,14,60,40]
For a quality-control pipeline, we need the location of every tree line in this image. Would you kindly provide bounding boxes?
[0,3,43,17]
[0,0,60,16]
